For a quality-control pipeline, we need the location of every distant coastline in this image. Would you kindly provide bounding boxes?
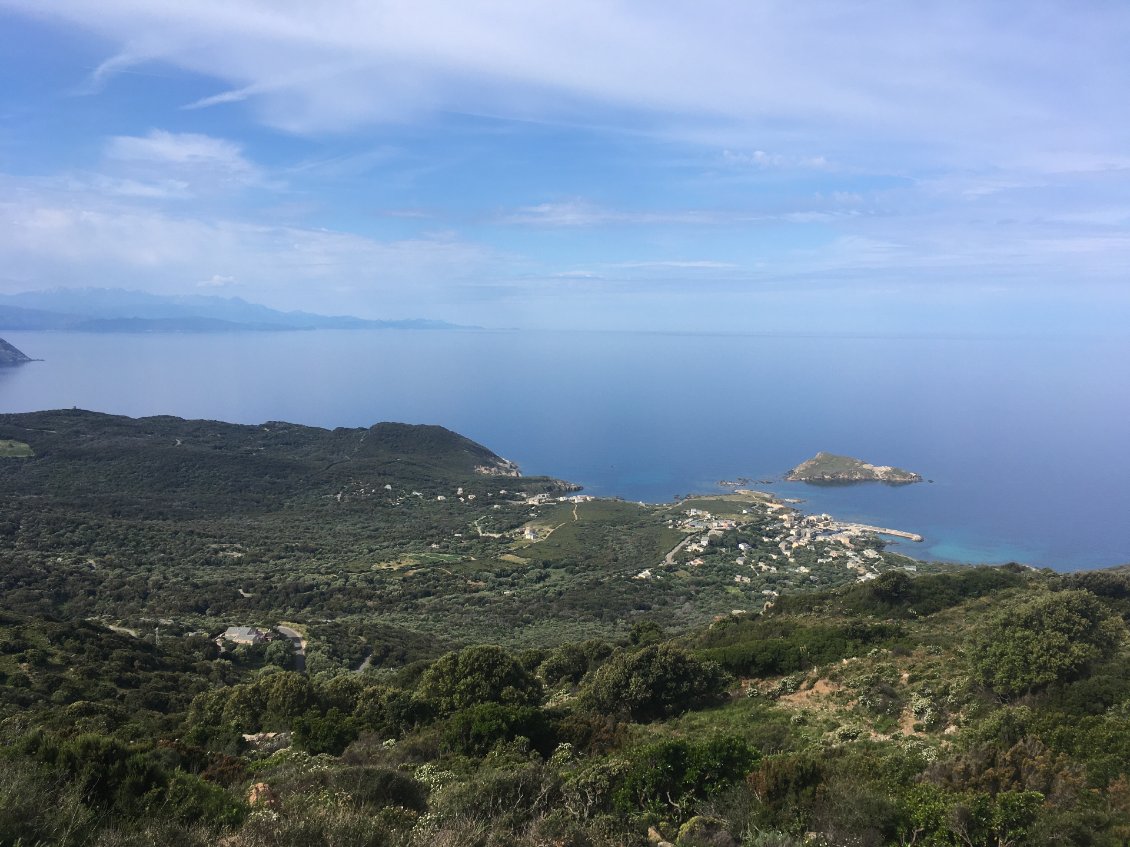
[0,328,1119,569]
[0,287,474,333]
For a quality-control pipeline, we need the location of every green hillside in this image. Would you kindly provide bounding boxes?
[4,566,1130,845]
[4,410,1127,846]
[0,410,939,650]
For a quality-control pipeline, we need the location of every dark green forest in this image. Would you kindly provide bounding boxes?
[2,410,1129,846]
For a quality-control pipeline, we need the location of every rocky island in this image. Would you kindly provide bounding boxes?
[786,451,922,484]
[0,337,31,365]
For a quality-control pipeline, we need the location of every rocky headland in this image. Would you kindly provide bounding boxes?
[0,337,32,365]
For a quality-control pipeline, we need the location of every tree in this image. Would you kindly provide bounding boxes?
[292,707,357,756]
[580,644,728,721]
[629,620,665,646]
[417,645,541,714]
[353,685,432,736]
[263,638,294,670]
[55,734,165,814]
[969,590,1124,697]
[898,786,1043,847]
[261,671,315,723]
[538,639,612,686]
[613,734,757,817]
[442,703,556,757]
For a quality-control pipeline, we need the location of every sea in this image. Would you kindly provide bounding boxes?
[0,328,1127,572]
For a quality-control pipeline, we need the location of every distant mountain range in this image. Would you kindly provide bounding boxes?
[0,289,471,333]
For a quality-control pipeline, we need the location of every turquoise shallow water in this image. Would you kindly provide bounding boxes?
[0,329,1126,571]
[923,539,1037,565]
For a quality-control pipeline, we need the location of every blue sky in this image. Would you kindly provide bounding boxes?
[0,1,1128,332]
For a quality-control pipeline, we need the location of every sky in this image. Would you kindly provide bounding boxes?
[0,1,1128,333]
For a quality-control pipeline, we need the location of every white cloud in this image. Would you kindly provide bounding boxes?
[0,178,502,315]
[8,1,1128,170]
[2,3,1128,332]
[721,150,830,170]
[503,200,745,227]
[503,200,617,227]
[781,211,852,223]
[551,270,601,279]
[104,130,263,190]
[2,164,1128,330]
[20,130,271,209]
[502,198,869,228]
[778,217,1130,285]
[198,274,236,288]
[86,176,193,200]
[107,130,243,168]
[611,260,737,270]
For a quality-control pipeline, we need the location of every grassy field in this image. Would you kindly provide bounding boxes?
[515,499,683,569]
[0,439,33,457]
[674,491,772,518]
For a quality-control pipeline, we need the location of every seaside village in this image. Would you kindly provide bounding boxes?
[327,472,922,611]
[636,496,922,609]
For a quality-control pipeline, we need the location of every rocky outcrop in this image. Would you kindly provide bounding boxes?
[247,782,281,808]
[475,457,522,477]
[786,451,922,484]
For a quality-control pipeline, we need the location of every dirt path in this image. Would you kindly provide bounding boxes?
[472,517,504,538]
[662,534,695,566]
[778,678,842,707]
[543,522,567,540]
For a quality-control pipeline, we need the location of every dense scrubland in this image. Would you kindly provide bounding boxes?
[2,410,1129,846]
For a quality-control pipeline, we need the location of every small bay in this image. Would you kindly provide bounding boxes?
[0,328,1125,571]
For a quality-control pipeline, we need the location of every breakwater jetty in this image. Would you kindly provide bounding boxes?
[835,522,924,542]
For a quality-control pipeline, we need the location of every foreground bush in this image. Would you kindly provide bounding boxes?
[580,644,728,721]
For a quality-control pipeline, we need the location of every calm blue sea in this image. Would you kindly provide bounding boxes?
[0,329,1126,571]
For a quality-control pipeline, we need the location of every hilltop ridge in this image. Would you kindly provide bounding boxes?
[0,408,557,495]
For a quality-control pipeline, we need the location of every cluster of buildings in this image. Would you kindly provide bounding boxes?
[679,508,739,532]
[672,503,896,586]
[217,625,273,646]
[524,492,596,506]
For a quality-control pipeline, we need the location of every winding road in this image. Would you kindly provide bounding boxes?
[275,625,307,673]
[662,534,696,566]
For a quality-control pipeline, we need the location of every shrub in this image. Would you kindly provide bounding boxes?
[292,707,358,756]
[580,644,728,722]
[352,685,432,737]
[539,640,613,687]
[442,703,557,758]
[614,735,758,818]
[969,590,1125,697]
[162,770,245,828]
[331,765,427,812]
[417,645,542,714]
